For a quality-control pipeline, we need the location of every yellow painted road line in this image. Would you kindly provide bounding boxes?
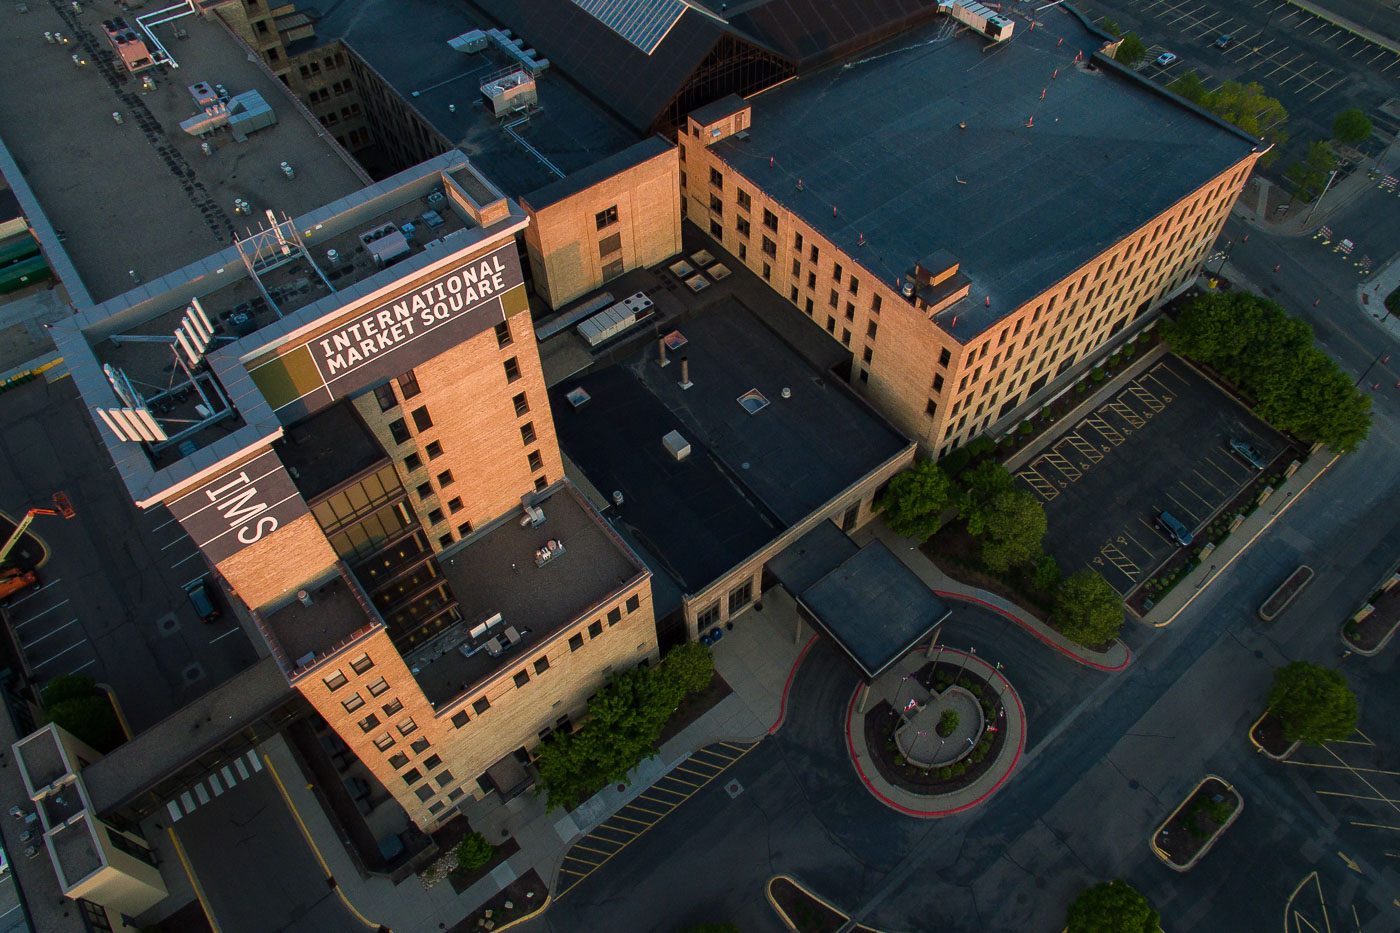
[1324,744,1400,818]
[609,812,656,827]
[1349,822,1400,831]
[1163,491,1200,521]
[572,842,618,856]
[663,773,700,787]
[263,754,379,930]
[622,802,667,817]
[670,764,712,779]
[1286,761,1400,777]
[646,784,689,798]
[716,741,752,753]
[1177,482,1216,509]
[1193,469,1225,495]
[1083,414,1125,445]
[598,823,638,837]
[167,828,222,933]
[637,793,675,807]
[1119,530,1155,558]
[1316,791,1400,804]
[1138,516,1172,543]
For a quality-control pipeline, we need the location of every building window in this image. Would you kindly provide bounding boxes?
[938,348,951,367]
[709,194,723,215]
[373,732,395,750]
[388,418,410,444]
[341,693,364,713]
[520,422,536,445]
[397,717,418,737]
[514,669,530,688]
[451,710,470,728]
[448,497,463,513]
[410,736,430,754]
[383,698,404,716]
[863,347,873,364]
[358,713,380,733]
[426,441,444,460]
[833,263,843,282]
[414,786,434,803]
[367,677,389,696]
[841,329,851,347]
[350,653,374,674]
[790,286,799,302]
[388,752,409,769]
[494,320,513,348]
[527,450,544,472]
[427,508,444,525]
[709,167,723,189]
[829,289,839,309]
[437,470,454,487]
[845,302,855,321]
[763,209,778,232]
[513,392,530,416]
[933,373,945,392]
[809,245,819,263]
[697,602,720,629]
[737,188,751,210]
[473,696,490,714]
[503,357,521,382]
[403,453,421,473]
[417,482,433,500]
[599,232,622,256]
[588,620,603,638]
[735,216,750,238]
[457,520,473,536]
[709,220,724,239]
[428,801,445,815]
[323,670,347,691]
[849,276,859,295]
[397,370,420,399]
[761,236,776,258]
[569,633,584,651]
[410,407,432,432]
[626,594,640,613]
[596,205,618,230]
[534,476,548,491]
[435,770,455,788]
[926,399,938,417]
[871,294,882,314]
[762,262,771,281]
[534,656,550,675]
[728,579,754,614]
[607,607,622,625]
[374,384,397,412]
[867,321,878,339]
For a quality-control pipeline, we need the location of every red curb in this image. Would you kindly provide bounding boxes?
[933,590,1131,672]
[768,635,818,735]
[843,651,1027,817]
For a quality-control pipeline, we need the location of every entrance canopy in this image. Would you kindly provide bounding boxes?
[769,522,951,680]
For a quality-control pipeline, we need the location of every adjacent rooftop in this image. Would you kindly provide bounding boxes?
[709,5,1260,339]
[551,296,909,596]
[262,572,378,675]
[407,481,647,707]
[312,0,640,197]
[0,2,367,303]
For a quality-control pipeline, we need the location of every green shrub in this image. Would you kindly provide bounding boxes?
[1075,382,1087,393]
[936,709,960,737]
[455,832,496,872]
[1091,368,1106,382]
[1020,422,1034,435]
[950,762,967,776]
[937,766,953,779]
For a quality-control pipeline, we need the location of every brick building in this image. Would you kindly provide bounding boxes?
[678,7,1263,456]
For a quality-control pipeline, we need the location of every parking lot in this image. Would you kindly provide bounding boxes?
[1016,356,1285,595]
[0,377,258,732]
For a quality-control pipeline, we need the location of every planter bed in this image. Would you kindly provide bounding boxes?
[1249,709,1297,760]
[1259,565,1314,621]
[768,876,847,933]
[1152,776,1242,870]
[922,525,1055,620]
[449,868,546,932]
[1343,583,1400,652]
[448,836,521,894]
[862,661,1007,795]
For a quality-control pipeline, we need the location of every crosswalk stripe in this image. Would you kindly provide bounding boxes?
[221,765,236,787]
[194,784,210,806]
[180,791,196,815]
[167,801,183,821]
[208,773,224,795]
[248,750,263,772]
[235,758,250,780]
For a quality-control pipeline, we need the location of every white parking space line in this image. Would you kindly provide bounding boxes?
[32,639,89,670]
[14,599,71,630]
[67,658,97,676]
[152,517,178,532]
[4,577,61,608]
[22,618,79,648]
[171,551,202,568]
[209,627,241,644]
[160,535,192,551]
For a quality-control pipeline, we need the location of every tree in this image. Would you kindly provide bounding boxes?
[978,489,1048,573]
[1162,292,1372,449]
[1332,108,1373,145]
[1114,33,1146,66]
[658,641,713,700]
[1268,661,1358,745]
[40,676,123,752]
[1100,17,1122,37]
[936,709,959,736]
[1066,879,1160,933]
[1169,75,1289,164]
[1053,571,1123,648]
[877,460,955,541]
[455,832,495,871]
[1033,554,1062,591]
[957,461,1017,536]
[1284,140,1338,202]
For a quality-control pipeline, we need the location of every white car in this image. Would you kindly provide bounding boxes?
[1155,51,1178,66]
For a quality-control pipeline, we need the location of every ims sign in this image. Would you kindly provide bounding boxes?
[168,450,311,564]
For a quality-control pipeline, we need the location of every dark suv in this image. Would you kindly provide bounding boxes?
[185,578,222,623]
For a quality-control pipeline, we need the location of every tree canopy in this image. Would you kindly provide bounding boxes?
[1169,74,1288,163]
[1162,292,1371,450]
[957,461,1018,536]
[1066,879,1160,933]
[877,459,955,541]
[1268,661,1358,745]
[978,489,1048,573]
[40,676,124,752]
[1332,108,1373,145]
[1284,140,1339,202]
[1114,34,1146,66]
[1053,570,1124,648]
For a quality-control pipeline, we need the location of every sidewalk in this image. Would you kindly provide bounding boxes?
[260,599,814,933]
[857,522,1131,672]
[1233,141,1400,240]
[1137,447,1339,627]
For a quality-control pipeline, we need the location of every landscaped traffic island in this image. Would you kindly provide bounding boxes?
[1151,776,1242,871]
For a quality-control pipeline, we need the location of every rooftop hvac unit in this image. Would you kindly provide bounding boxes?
[481,70,537,117]
[447,29,489,54]
[662,430,691,461]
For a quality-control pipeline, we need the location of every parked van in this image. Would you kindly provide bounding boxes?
[1155,511,1194,547]
[185,578,221,623]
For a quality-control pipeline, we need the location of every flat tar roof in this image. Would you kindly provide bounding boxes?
[710,6,1258,339]
[0,3,367,304]
[552,296,909,595]
[411,481,646,707]
[314,0,641,198]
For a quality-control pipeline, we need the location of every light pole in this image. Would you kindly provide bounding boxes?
[1355,351,1391,387]
[1212,239,1233,277]
[1304,169,1339,225]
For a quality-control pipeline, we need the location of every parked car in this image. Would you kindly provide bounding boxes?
[184,577,221,623]
[1214,34,1233,49]
[1229,437,1269,470]
[1155,510,1194,547]
[1155,51,1178,66]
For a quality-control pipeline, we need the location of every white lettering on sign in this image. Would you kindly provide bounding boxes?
[314,254,509,377]
[204,470,280,544]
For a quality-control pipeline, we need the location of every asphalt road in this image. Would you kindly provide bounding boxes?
[534,180,1400,932]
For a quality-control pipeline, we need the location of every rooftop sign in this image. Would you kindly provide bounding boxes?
[167,450,311,565]
[247,242,527,421]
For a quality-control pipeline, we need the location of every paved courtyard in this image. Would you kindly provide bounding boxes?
[1017,355,1286,595]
